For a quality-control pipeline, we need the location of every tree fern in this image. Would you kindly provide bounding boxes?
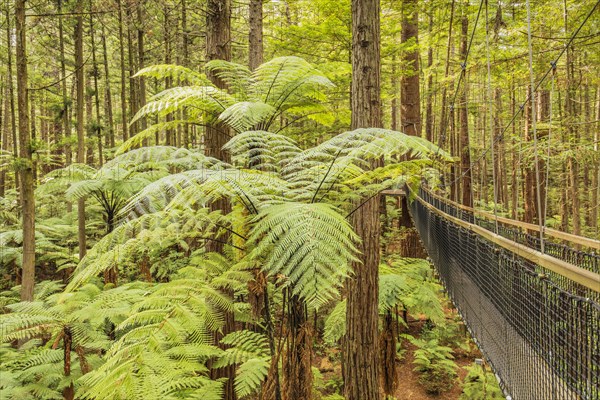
[248,202,358,308]
[79,268,231,400]
[212,330,271,398]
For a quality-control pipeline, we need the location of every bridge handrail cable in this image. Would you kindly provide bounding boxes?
[421,187,600,251]
[415,188,600,293]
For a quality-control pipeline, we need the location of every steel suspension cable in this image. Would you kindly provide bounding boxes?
[438,0,485,149]
[544,67,556,249]
[446,0,600,208]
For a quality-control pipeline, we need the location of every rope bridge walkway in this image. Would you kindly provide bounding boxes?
[408,187,600,400]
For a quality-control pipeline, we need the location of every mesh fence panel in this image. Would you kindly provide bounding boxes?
[410,189,600,400]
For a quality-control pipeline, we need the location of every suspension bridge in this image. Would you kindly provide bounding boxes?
[401,186,600,400]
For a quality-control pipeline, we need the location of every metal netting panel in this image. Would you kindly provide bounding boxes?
[410,191,600,400]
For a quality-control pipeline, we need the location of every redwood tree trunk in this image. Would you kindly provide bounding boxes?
[205,2,236,399]
[117,0,128,142]
[75,1,87,260]
[459,13,472,207]
[343,1,382,399]
[15,0,35,302]
[248,0,264,71]
[400,0,421,137]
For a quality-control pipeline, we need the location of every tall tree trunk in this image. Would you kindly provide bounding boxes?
[391,57,398,131]
[117,0,128,142]
[75,1,87,260]
[205,2,236,399]
[459,13,472,207]
[164,4,174,146]
[399,0,421,234]
[5,4,19,191]
[400,0,421,137]
[29,92,37,182]
[510,80,518,219]
[90,10,103,166]
[592,88,599,236]
[181,0,190,148]
[15,0,35,302]
[563,5,579,236]
[494,88,507,206]
[101,23,115,148]
[58,0,70,167]
[343,1,382,399]
[424,11,434,142]
[126,5,138,136]
[248,0,264,71]
[523,86,536,224]
[136,2,147,138]
[0,77,9,197]
[438,0,455,148]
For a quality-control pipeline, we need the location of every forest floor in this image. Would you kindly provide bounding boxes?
[393,322,478,400]
[315,320,482,399]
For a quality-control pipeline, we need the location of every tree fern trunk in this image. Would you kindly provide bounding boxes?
[63,327,74,400]
[282,294,312,400]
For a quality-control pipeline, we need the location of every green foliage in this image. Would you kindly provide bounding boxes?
[460,363,504,399]
[380,257,445,324]
[249,202,358,308]
[215,330,271,398]
[79,267,230,400]
[410,337,458,394]
[323,300,346,344]
[124,56,335,155]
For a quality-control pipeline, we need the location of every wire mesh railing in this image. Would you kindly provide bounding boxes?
[419,189,600,275]
[410,188,600,400]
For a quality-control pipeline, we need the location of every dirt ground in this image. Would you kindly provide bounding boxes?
[315,320,481,400]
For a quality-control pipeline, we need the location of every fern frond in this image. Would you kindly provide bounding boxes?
[131,86,234,126]
[234,357,270,398]
[205,60,252,99]
[249,202,358,308]
[219,102,276,133]
[115,120,197,155]
[223,130,301,171]
[323,300,346,344]
[133,64,209,85]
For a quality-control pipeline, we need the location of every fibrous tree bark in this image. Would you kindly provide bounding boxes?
[16,0,35,301]
[248,0,264,71]
[459,11,472,208]
[89,9,103,166]
[101,23,115,148]
[75,0,87,260]
[400,0,421,137]
[205,2,236,399]
[343,1,382,399]
[117,0,128,142]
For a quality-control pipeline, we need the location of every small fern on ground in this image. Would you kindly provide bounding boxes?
[460,362,504,399]
[410,336,458,394]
